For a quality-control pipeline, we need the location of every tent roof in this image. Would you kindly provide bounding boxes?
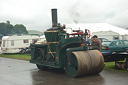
[65,23,128,35]
[28,30,43,35]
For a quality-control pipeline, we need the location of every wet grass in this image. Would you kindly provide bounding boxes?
[104,62,128,72]
[104,62,115,70]
[0,54,31,61]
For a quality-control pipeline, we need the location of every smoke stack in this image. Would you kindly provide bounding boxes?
[51,9,58,27]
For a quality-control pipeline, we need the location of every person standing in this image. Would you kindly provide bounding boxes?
[91,35,102,51]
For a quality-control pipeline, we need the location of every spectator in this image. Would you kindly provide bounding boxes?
[91,35,102,51]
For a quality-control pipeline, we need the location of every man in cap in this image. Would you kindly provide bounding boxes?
[91,35,102,51]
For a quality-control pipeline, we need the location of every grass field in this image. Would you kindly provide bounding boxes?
[0,53,128,72]
[104,61,128,72]
[0,54,31,61]
[104,62,115,70]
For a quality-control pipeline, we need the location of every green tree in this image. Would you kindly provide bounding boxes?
[6,24,15,34]
[0,21,15,35]
[0,23,6,35]
[14,24,28,34]
[0,21,28,35]
[6,20,10,25]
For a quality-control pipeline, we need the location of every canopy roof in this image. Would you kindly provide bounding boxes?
[65,23,128,35]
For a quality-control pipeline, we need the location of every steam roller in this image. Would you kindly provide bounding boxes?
[30,9,104,77]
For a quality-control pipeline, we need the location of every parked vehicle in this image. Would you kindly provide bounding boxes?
[86,38,92,45]
[86,38,108,45]
[99,38,108,42]
[1,35,40,53]
[101,40,128,62]
[19,47,31,54]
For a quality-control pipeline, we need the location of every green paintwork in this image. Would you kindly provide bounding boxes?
[101,40,128,62]
[30,25,98,69]
[102,40,128,53]
[44,30,59,42]
[29,9,103,77]
[65,53,78,77]
[30,27,83,68]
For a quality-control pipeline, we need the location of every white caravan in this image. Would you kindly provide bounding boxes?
[92,31,122,41]
[35,35,46,44]
[1,35,40,53]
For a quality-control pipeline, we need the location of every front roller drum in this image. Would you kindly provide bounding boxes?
[65,50,104,77]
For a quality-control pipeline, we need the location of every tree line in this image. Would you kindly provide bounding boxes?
[0,21,28,36]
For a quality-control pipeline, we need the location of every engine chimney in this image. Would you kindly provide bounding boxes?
[52,9,58,27]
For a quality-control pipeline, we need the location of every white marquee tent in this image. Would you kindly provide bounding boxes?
[65,23,128,35]
[65,23,128,40]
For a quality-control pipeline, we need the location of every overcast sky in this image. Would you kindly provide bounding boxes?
[0,0,128,31]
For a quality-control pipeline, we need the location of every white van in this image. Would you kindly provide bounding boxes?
[1,35,40,53]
